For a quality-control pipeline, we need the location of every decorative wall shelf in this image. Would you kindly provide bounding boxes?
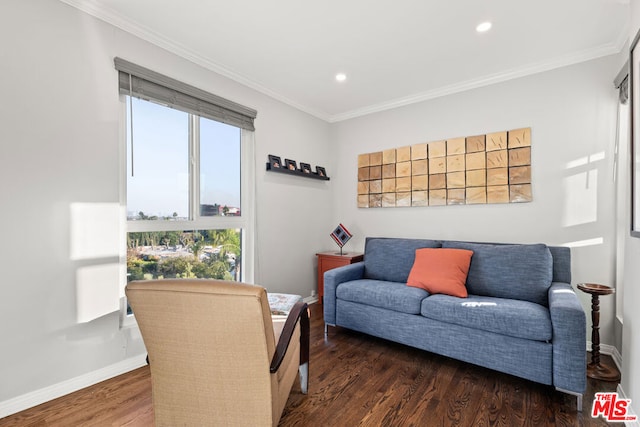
[266,163,330,181]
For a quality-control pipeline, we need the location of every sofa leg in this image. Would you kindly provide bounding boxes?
[577,394,583,412]
[299,362,309,394]
[556,387,583,411]
[324,323,329,335]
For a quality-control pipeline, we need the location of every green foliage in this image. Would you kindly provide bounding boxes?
[127,229,240,282]
[127,256,158,281]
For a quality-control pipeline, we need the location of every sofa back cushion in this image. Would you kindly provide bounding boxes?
[364,237,441,283]
[442,241,553,306]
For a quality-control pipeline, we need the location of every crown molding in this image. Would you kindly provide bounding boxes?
[58,0,628,125]
[56,0,332,122]
[328,37,628,123]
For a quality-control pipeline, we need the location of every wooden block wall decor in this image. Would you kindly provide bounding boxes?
[466,169,486,187]
[357,127,532,208]
[370,180,382,194]
[358,167,370,181]
[429,157,447,174]
[510,184,532,203]
[447,172,465,189]
[508,128,531,149]
[358,153,370,168]
[396,161,412,177]
[382,164,396,178]
[412,143,428,160]
[412,175,428,191]
[466,152,486,170]
[487,168,508,186]
[383,149,396,165]
[486,132,507,151]
[446,154,465,172]
[370,194,382,208]
[382,178,396,193]
[466,187,487,204]
[370,165,382,180]
[397,146,411,162]
[447,189,466,205]
[382,193,396,207]
[466,135,486,153]
[397,192,412,207]
[509,147,531,167]
[430,174,446,190]
[429,190,447,206]
[412,159,428,176]
[429,141,446,158]
[486,150,508,168]
[396,177,412,193]
[370,152,383,166]
[358,181,369,195]
[447,138,466,155]
[487,185,509,203]
[412,191,428,206]
[509,166,531,185]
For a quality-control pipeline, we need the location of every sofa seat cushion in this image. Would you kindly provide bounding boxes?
[420,294,552,341]
[442,241,553,306]
[336,279,429,315]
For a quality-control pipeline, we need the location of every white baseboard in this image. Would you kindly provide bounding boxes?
[585,343,639,426]
[303,295,319,304]
[617,384,640,427]
[587,341,623,372]
[0,354,147,419]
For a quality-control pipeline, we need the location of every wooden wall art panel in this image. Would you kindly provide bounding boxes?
[357,127,532,208]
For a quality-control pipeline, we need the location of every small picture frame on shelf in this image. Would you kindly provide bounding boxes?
[300,162,312,174]
[316,166,327,177]
[268,155,282,169]
[285,159,297,171]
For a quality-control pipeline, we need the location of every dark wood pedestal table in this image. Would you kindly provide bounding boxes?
[576,283,621,382]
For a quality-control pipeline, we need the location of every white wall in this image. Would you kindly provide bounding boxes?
[0,0,332,409]
[331,55,621,349]
[621,1,640,417]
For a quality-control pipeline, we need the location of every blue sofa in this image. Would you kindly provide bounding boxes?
[323,237,586,409]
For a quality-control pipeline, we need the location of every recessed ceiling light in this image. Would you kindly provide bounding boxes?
[476,22,492,33]
[335,73,347,82]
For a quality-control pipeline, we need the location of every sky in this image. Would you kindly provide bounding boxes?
[126,97,241,218]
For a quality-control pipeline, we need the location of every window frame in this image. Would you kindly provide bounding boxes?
[118,97,255,327]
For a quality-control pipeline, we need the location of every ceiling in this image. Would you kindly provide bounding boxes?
[60,0,630,122]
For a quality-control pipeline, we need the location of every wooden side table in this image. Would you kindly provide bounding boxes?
[316,252,364,302]
[576,283,620,382]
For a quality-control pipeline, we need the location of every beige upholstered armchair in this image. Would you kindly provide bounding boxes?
[125,279,310,426]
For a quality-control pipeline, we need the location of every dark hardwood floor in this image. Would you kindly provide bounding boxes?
[1,303,619,426]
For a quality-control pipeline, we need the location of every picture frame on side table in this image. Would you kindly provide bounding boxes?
[631,29,640,236]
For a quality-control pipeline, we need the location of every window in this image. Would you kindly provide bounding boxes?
[116,59,256,319]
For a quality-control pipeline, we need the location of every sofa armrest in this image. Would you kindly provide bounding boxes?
[323,261,365,325]
[548,282,586,394]
[270,301,309,373]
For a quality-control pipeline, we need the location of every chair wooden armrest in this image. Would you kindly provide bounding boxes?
[270,301,309,373]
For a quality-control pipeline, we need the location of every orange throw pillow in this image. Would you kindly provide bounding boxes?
[407,248,474,298]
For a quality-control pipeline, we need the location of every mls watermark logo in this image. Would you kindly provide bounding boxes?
[591,392,637,422]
